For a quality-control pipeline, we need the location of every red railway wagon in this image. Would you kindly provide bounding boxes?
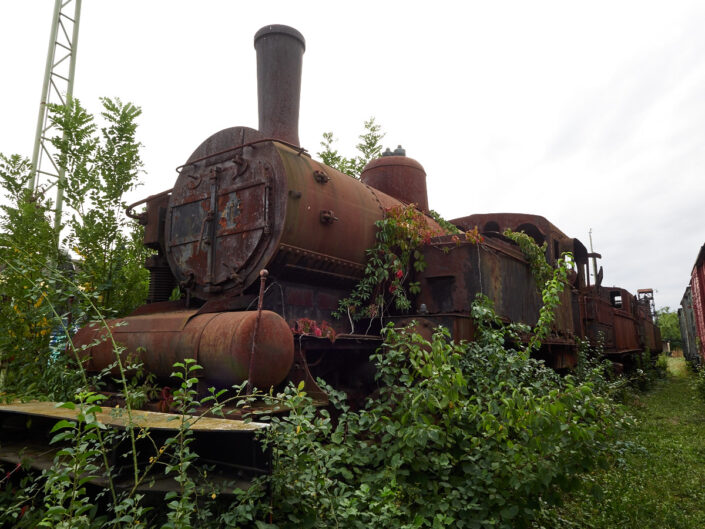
[681,244,705,363]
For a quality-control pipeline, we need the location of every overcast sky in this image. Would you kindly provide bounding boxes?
[1,1,703,311]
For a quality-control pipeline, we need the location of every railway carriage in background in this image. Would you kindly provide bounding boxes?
[680,244,705,365]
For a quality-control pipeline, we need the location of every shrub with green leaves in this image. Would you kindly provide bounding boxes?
[0,154,75,397]
[259,295,623,528]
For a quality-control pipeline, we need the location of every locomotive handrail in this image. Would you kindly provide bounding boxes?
[174,138,310,174]
[125,188,173,219]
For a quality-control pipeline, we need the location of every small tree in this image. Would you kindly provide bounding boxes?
[656,307,682,350]
[49,97,150,316]
[0,155,62,394]
[317,117,385,178]
[0,98,149,397]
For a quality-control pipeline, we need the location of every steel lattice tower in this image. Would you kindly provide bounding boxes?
[29,0,82,233]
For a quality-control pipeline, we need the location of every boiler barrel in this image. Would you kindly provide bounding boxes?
[73,310,294,389]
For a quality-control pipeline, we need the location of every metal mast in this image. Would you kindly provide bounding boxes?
[28,0,83,235]
[588,228,597,280]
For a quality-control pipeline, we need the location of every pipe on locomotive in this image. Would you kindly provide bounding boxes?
[254,25,306,147]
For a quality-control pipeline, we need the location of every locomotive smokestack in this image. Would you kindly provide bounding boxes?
[254,25,306,147]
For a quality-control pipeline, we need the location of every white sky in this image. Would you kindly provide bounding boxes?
[1,0,703,311]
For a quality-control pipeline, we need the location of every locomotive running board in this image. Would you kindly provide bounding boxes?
[0,401,270,493]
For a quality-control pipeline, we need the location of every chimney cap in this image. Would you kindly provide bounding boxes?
[254,24,306,51]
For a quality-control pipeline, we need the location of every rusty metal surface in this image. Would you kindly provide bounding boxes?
[129,299,188,316]
[73,310,294,389]
[613,312,640,352]
[256,279,355,334]
[165,131,413,302]
[0,401,267,431]
[639,318,661,353]
[145,253,176,303]
[126,188,172,221]
[254,25,305,147]
[417,237,544,325]
[114,19,665,411]
[690,245,705,362]
[361,155,429,212]
[277,144,386,275]
[582,286,644,354]
[414,236,577,366]
[165,127,288,299]
[163,19,446,304]
[452,212,570,241]
[142,192,171,249]
[453,212,588,271]
[289,334,382,408]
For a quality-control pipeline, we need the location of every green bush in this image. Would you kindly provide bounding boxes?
[258,295,623,528]
[0,98,148,399]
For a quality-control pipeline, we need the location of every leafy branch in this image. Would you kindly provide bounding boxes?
[333,204,446,331]
[317,117,384,178]
[503,228,575,353]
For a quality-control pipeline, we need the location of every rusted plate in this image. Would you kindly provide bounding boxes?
[165,126,288,300]
[452,213,570,243]
[417,237,546,326]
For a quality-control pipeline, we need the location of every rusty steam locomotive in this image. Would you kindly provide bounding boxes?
[0,24,663,487]
[70,24,661,401]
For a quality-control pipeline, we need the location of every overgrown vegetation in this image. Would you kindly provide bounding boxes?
[0,297,628,528]
[0,154,63,394]
[503,229,575,354]
[333,203,446,331]
[0,98,149,398]
[0,196,632,527]
[254,299,623,528]
[49,97,150,316]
